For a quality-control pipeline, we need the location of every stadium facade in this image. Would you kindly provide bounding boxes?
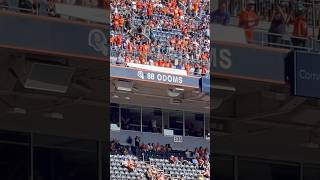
[0,2,107,180]
[109,0,211,178]
[212,0,320,179]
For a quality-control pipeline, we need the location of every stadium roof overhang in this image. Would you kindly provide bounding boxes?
[213,76,320,164]
[0,11,107,62]
[0,48,107,141]
[110,66,209,113]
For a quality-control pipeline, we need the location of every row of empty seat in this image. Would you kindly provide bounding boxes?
[110,154,210,180]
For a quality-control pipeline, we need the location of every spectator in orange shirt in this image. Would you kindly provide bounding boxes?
[124,55,131,64]
[292,11,308,48]
[127,42,134,53]
[138,44,144,55]
[201,65,207,76]
[238,0,259,43]
[173,7,180,18]
[115,34,122,47]
[142,43,150,55]
[154,60,159,66]
[147,2,153,18]
[192,0,199,16]
[200,52,208,61]
[163,60,168,68]
[162,60,171,68]
[113,14,120,30]
[160,60,166,67]
[136,0,144,11]
[110,36,115,46]
[127,159,137,172]
[184,63,191,74]
[162,6,169,15]
[139,55,146,64]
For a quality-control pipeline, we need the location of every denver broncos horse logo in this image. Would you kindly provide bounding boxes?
[88,29,108,56]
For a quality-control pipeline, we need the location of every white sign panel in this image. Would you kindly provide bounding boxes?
[173,135,183,143]
[136,70,183,84]
[164,129,174,136]
[127,63,187,76]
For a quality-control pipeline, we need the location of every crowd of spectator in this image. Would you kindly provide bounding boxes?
[110,136,210,179]
[110,0,210,76]
[212,0,320,48]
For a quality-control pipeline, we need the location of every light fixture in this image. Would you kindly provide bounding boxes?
[301,142,320,149]
[44,112,64,119]
[167,89,180,97]
[7,107,27,114]
[124,96,130,100]
[112,94,119,98]
[212,84,236,92]
[175,87,184,91]
[115,80,133,92]
[11,59,75,93]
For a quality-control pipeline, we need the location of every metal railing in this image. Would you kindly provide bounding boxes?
[226,0,320,25]
[253,30,319,51]
[214,0,320,51]
[109,52,210,77]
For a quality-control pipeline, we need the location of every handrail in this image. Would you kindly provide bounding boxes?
[110,49,210,65]
[253,29,315,51]
[212,21,320,51]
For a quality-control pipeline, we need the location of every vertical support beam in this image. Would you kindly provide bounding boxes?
[162,110,164,134]
[312,0,316,50]
[183,111,185,136]
[234,155,238,180]
[119,105,121,129]
[300,163,303,180]
[312,0,316,38]
[140,106,143,132]
[203,113,206,139]
[30,132,34,180]
[98,141,102,180]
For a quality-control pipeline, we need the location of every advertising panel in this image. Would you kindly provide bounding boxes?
[0,13,106,59]
[293,51,320,98]
[111,66,200,88]
[212,43,287,83]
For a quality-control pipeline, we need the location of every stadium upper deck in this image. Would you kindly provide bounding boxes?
[110,0,210,77]
[0,1,108,63]
[0,0,108,138]
[212,0,320,51]
[0,0,106,23]
[0,0,211,77]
